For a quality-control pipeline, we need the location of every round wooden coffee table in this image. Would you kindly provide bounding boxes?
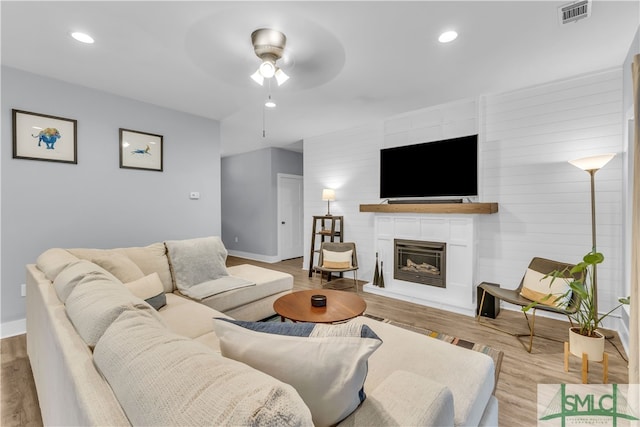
[273,289,366,323]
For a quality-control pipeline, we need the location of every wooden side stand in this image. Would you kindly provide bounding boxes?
[564,342,609,384]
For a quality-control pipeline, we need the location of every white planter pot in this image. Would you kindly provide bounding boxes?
[568,327,604,362]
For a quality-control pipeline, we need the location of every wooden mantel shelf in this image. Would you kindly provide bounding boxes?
[359,203,498,214]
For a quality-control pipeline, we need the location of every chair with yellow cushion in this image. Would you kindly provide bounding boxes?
[476,257,581,352]
[314,242,359,292]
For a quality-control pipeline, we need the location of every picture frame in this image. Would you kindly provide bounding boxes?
[12,109,77,164]
[119,128,163,172]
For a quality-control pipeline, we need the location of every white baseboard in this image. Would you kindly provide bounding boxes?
[1,318,26,338]
[617,305,631,356]
[227,250,281,264]
[363,283,476,317]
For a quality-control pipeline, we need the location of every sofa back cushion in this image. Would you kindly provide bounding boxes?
[53,260,119,303]
[36,248,80,281]
[65,275,162,347]
[68,242,173,293]
[124,273,167,310]
[93,310,313,426]
[92,253,146,283]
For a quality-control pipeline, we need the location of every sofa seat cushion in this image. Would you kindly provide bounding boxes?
[337,370,454,427]
[65,275,163,347]
[68,242,173,293]
[214,319,382,427]
[197,264,293,313]
[94,310,313,427]
[179,276,255,301]
[157,293,230,343]
[356,317,495,427]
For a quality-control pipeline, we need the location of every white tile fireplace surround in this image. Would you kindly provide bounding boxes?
[364,213,478,316]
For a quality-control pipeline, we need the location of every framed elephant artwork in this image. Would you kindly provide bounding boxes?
[12,109,77,164]
[119,128,163,172]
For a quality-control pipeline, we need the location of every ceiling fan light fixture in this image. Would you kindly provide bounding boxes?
[265,95,277,108]
[259,60,276,78]
[250,69,265,86]
[274,68,289,86]
[250,28,290,86]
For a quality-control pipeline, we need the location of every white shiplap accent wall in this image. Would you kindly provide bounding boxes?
[303,98,479,283]
[303,124,383,279]
[479,68,624,323]
[304,69,624,327]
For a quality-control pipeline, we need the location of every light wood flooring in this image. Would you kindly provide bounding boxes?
[1,256,629,426]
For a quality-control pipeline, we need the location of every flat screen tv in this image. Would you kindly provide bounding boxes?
[380,135,478,199]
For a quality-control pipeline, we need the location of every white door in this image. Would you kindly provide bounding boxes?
[278,174,304,260]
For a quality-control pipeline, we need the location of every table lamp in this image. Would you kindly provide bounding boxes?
[322,189,335,216]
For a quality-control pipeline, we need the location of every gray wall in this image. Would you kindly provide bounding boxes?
[221,147,302,257]
[1,66,222,324]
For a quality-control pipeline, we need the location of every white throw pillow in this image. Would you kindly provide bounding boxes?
[213,318,382,427]
[322,249,352,269]
[520,268,572,307]
[124,273,166,310]
[165,236,229,294]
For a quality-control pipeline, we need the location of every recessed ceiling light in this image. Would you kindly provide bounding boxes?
[71,32,94,44]
[438,31,458,43]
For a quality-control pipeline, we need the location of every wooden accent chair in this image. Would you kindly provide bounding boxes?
[314,242,359,293]
[476,257,581,352]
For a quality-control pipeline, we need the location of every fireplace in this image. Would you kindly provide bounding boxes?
[394,239,446,288]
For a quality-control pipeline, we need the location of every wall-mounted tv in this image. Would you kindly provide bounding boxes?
[380,134,478,199]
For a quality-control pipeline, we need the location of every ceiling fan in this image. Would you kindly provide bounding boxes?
[250,28,290,86]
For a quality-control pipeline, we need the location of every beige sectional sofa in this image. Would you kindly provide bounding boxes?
[26,237,499,426]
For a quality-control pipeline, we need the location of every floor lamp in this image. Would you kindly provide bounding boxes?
[568,153,616,321]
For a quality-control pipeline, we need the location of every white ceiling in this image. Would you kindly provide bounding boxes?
[2,1,638,157]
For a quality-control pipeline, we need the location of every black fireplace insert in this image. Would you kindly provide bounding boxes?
[394,239,446,288]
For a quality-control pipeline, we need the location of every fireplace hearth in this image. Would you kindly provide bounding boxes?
[394,239,446,288]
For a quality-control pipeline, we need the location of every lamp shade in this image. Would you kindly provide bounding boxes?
[568,153,616,171]
[322,189,335,201]
[250,70,264,86]
[275,68,289,85]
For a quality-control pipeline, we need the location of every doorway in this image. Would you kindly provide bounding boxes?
[277,174,304,261]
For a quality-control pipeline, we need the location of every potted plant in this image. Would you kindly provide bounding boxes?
[523,251,629,361]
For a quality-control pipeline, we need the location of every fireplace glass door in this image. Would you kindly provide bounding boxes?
[394,239,446,287]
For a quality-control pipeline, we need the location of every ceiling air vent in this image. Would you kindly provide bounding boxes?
[558,0,591,25]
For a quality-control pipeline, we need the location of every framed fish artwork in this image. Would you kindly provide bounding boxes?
[13,109,77,164]
[119,128,163,172]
